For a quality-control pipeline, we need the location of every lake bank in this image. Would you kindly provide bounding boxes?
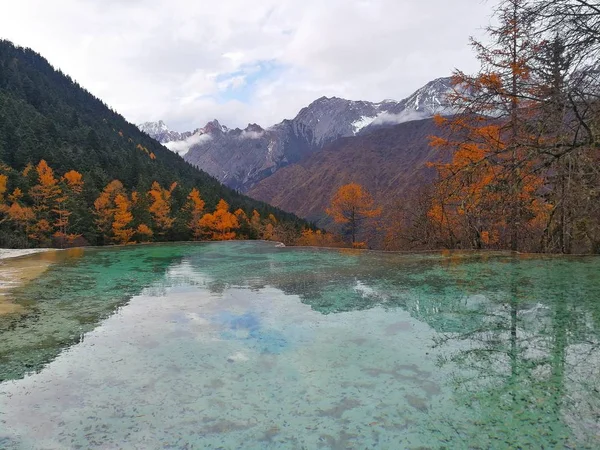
[0,248,51,260]
[0,249,57,315]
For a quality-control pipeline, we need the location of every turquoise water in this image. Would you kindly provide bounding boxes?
[0,242,599,448]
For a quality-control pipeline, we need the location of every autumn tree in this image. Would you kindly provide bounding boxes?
[262,214,278,241]
[326,183,381,245]
[52,191,72,246]
[0,174,7,218]
[28,160,63,244]
[112,193,135,245]
[29,160,60,212]
[148,181,177,238]
[136,224,153,242]
[94,180,126,244]
[184,188,205,240]
[430,0,552,251]
[427,0,600,253]
[6,188,35,242]
[63,170,83,194]
[296,228,343,247]
[199,199,240,240]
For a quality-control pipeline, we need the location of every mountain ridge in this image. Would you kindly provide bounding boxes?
[138,77,454,191]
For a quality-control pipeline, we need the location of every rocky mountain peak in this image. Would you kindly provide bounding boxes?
[245,123,264,133]
[398,76,453,115]
[202,119,224,134]
[137,120,191,144]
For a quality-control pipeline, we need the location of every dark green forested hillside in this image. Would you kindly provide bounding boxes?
[0,40,307,248]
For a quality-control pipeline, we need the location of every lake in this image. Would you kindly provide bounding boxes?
[1,241,599,448]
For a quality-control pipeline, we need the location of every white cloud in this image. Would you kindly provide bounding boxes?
[165,133,212,155]
[0,0,496,131]
[239,130,264,139]
[372,110,429,126]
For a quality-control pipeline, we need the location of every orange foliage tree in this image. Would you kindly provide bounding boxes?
[148,181,176,237]
[6,188,35,236]
[429,0,551,251]
[296,228,343,248]
[326,183,381,245]
[94,180,126,243]
[184,188,205,240]
[112,193,135,244]
[28,160,63,244]
[0,174,7,218]
[29,160,61,211]
[199,199,240,240]
[262,214,278,241]
[136,224,153,242]
[63,170,84,194]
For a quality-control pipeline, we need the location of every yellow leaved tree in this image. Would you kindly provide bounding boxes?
[199,199,240,241]
[94,180,126,243]
[148,181,177,237]
[326,183,381,245]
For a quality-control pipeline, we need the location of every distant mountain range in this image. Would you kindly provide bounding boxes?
[138,77,454,191]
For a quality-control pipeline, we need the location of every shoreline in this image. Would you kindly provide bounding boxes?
[1,241,598,261]
[0,249,56,316]
[0,248,53,261]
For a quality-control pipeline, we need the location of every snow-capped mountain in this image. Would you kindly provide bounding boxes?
[139,76,454,190]
[291,77,454,144]
[395,77,454,116]
[137,120,192,145]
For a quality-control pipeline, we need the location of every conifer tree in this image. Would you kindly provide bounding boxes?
[112,193,135,245]
[184,188,205,240]
[148,181,176,238]
[199,199,240,241]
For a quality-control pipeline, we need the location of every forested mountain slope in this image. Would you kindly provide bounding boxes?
[0,40,306,247]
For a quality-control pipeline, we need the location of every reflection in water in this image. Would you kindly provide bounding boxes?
[430,261,600,447]
[0,245,198,381]
[0,241,598,448]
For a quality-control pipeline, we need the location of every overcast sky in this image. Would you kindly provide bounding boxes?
[1,0,495,131]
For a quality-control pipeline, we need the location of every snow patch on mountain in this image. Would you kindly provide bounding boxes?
[139,120,169,134]
[138,120,191,144]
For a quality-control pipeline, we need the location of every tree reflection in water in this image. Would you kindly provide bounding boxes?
[430,258,600,448]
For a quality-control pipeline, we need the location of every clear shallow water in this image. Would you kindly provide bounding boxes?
[0,242,599,449]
